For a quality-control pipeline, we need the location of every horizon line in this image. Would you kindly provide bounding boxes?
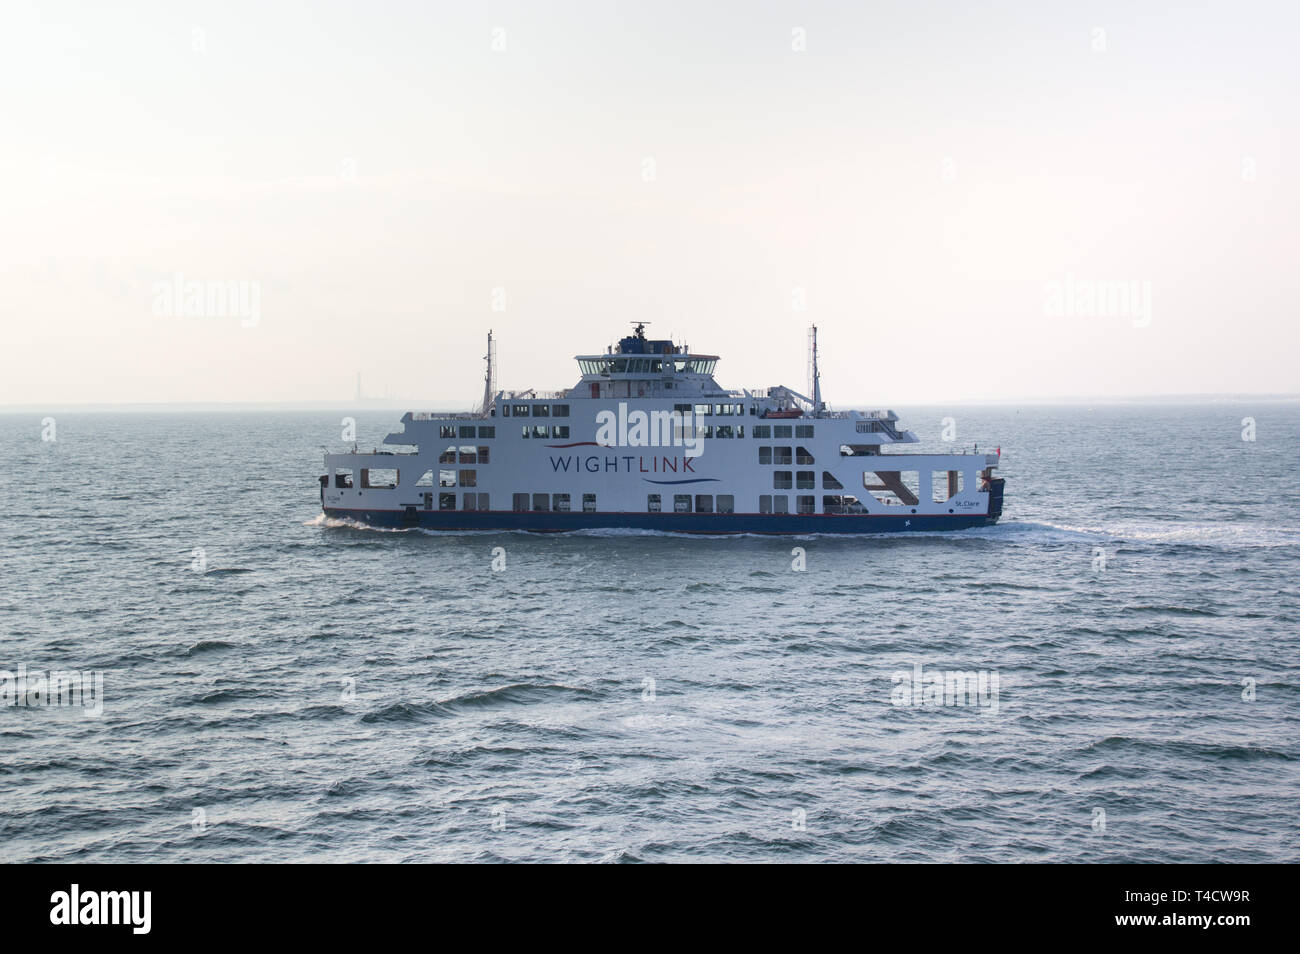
[3,392,1298,414]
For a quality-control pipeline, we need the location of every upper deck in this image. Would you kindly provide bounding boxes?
[405,323,906,426]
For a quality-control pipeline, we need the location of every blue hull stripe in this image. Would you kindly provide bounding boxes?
[323,508,998,534]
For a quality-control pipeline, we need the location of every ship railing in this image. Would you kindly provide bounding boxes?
[409,411,489,421]
[499,389,571,400]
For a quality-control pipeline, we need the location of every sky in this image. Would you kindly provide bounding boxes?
[2,0,1297,408]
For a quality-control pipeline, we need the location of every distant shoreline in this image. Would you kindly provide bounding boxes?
[3,394,1298,414]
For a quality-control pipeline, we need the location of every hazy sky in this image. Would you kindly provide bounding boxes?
[3,0,1297,407]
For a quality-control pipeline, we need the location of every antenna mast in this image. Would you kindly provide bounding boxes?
[480,329,497,414]
[807,325,822,417]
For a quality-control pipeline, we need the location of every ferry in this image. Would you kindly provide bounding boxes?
[319,325,1005,533]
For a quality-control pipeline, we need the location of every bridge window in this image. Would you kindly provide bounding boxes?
[797,495,816,514]
[796,471,815,489]
[478,426,495,438]
[512,405,530,417]
[459,425,476,438]
[582,493,597,513]
[647,494,661,512]
[716,495,734,514]
[773,471,792,489]
[752,425,771,439]
[552,404,569,417]
[553,493,571,512]
[673,494,691,513]
[532,404,549,418]
[439,493,456,510]
[439,425,456,438]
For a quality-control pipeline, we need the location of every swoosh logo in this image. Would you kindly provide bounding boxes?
[544,441,607,448]
[642,478,720,485]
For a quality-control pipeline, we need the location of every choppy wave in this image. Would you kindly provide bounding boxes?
[4,406,1299,863]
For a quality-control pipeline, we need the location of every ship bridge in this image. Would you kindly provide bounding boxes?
[571,323,724,399]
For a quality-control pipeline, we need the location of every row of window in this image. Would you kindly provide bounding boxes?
[768,471,844,490]
[759,495,817,514]
[438,446,490,464]
[424,491,925,515]
[671,403,746,417]
[434,493,490,511]
[693,425,744,439]
[440,425,496,439]
[751,424,814,439]
[510,492,598,512]
[434,469,477,487]
[578,358,718,375]
[521,426,571,439]
[758,446,815,465]
[433,419,817,441]
[501,404,570,418]
[647,494,736,514]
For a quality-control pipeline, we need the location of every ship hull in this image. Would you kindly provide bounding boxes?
[322,507,1000,534]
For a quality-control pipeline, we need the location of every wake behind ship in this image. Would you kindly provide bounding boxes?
[319,325,1005,533]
